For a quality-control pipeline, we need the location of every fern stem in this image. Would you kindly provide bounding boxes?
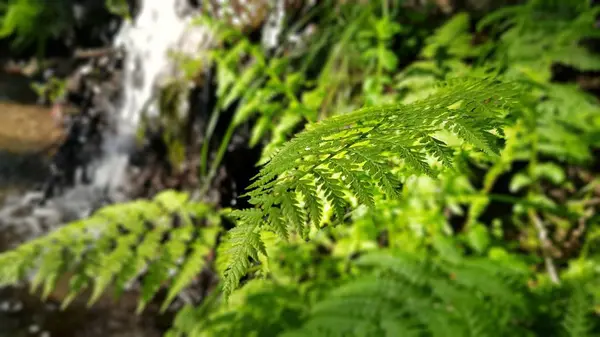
[200,121,237,195]
[199,102,223,177]
[528,210,560,285]
[523,106,560,284]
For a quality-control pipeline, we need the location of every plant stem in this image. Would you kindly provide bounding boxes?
[200,103,222,177]
[199,121,236,195]
[528,210,560,285]
[525,110,559,284]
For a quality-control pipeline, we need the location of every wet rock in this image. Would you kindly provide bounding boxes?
[0,286,165,337]
[0,72,39,104]
[0,102,64,153]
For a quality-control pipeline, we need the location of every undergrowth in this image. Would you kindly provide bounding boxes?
[0,0,600,336]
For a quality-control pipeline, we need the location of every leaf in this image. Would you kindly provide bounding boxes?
[509,173,532,193]
[533,163,565,185]
[250,115,271,147]
[0,190,220,312]
[380,49,398,71]
[465,223,491,254]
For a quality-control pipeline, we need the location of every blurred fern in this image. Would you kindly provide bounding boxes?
[283,251,531,337]
[0,190,221,313]
[562,283,594,337]
[168,279,309,337]
[0,0,72,52]
[170,250,538,337]
[478,0,600,78]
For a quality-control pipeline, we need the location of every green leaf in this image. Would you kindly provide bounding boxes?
[465,223,491,254]
[509,173,532,193]
[249,115,271,147]
[380,49,398,71]
[533,163,565,185]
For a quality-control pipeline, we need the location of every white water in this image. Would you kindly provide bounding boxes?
[0,0,204,242]
[1,0,292,234]
[114,0,191,129]
[92,0,292,191]
[93,0,200,190]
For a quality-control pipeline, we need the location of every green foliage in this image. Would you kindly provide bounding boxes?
[194,1,421,175]
[218,77,523,296]
[168,279,310,337]
[284,251,531,337]
[31,76,68,104]
[478,0,600,79]
[155,81,189,168]
[0,0,129,53]
[421,12,475,60]
[0,0,72,52]
[169,248,599,337]
[562,283,594,337]
[105,0,130,19]
[0,191,221,313]
[2,1,600,336]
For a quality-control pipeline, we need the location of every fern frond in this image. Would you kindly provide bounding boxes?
[480,0,600,74]
[422,12,475,59]
[168,279,308,337]
[562,284,593,337]
[217,210,266,296]
[219,77,523,296]
[0,190,220,311]
[284,251,529,337]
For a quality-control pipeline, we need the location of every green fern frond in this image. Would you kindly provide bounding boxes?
[562,284,593,337]
[0,190,220,312]
[479,0,600,75]
[217,77,523,296]
[422,12,475,60]
[168,279,308,337]
[284,251,529,337]
[217,210,266,296]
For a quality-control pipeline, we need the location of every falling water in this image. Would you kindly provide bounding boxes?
[0,0,211,241]
[0,1,291,334]
[93,0,195,191]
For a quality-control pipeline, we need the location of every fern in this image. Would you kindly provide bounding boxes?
[169,279,309,337]
[167,250,532,337]
[0,190,221,312]
[421,12,476,60]
[218,77,524,296]
[478,0,600,77]
[534,82,600,163]
[176,250,530,337]
[562,283,594,337]
[281,251,530,337]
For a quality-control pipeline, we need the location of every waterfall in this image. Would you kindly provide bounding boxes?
[0,0,289,243]
[0,0,209,243]
[93,0,193,192]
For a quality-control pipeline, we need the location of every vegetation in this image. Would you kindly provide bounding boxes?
[0,0,72,52]
[1,0,600,336]
[0,0,126,55]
